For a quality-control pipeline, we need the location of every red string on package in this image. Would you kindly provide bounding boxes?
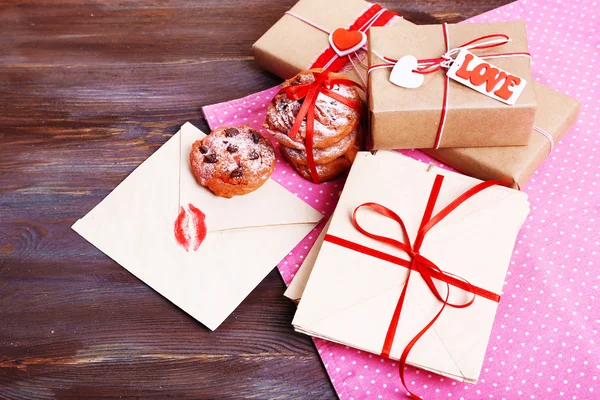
[278,70,364,184]
[285,3,399,86]
[368,23,532,149]
[324,174,502,399]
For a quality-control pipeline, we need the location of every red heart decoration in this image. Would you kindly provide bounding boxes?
[331,28,364,51]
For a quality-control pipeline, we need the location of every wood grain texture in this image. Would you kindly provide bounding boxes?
[0,0,513,398]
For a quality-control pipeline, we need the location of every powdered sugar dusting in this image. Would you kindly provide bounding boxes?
[264,72,362,149]
[192,126,275,185]
[282,125,361,165]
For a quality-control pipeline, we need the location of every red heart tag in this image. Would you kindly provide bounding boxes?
[329,28,367,57]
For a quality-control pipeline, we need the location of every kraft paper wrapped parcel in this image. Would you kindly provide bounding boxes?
[252,0,400,86]
[425,82,580,189]
[368,22,537,149]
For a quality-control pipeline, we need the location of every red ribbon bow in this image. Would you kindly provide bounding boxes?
[324,174,502,399]
[278,70,363,183]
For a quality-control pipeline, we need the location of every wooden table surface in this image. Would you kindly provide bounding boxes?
[0,1,513,398]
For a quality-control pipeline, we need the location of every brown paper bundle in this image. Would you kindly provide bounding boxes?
[424,82,580,189]
[368,21,537,149]
[252,0,400,86]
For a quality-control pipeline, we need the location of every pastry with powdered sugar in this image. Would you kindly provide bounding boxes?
[279,125,362,166]
[190,125,275,198]
[263,69,362,150]
[281,132,361,183]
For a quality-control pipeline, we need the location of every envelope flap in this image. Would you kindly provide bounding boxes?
[179,123,322,232]
[72,122,322,331]
[389,287,467,380]
[421,166,529,244]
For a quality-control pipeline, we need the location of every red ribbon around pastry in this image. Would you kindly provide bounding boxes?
[324,174,502,399]
[278,71,363,184]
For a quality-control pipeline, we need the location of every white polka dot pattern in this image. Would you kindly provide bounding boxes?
[201,0,599,397]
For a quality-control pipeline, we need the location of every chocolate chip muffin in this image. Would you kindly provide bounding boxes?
[279,126,362,166]
[281,133,361,183]
[263,69,363,150]
[190,126,275,198]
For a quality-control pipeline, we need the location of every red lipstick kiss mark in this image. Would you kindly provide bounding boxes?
[174,203,207,252]
[174,206,191,250]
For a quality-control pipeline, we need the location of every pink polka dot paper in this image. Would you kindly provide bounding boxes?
[202,0,599,398]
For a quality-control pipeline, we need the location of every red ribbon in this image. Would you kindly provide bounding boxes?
[278,71,363,183]
[310,4,398,72]
[369,24,531,149]
[324,174,502,399]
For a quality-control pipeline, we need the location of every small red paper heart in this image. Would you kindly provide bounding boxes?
[331,28,364,51]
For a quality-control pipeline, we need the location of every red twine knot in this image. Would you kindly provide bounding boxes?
[278,70,364,184]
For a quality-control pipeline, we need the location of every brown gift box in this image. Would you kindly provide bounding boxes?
[252,0,399,86]
[368,21,537,149]
[424,82,580,189]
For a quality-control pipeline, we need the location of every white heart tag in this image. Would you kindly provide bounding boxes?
[389,55,424,89]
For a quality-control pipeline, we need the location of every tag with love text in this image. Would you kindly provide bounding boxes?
[446,49,527,105]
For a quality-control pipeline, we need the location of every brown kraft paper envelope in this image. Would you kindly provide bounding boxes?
[252,0,399,87]
[368,21,537,149]
[424,82,580,189]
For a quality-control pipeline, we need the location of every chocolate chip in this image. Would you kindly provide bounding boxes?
[225,128,240,137]
[230,166,243,178]
[248,150,259,160]
[204,154,218,163]
[277,102,288,111]
[251,131,261,144]
[226,144,238,153]
[199,145,209,154]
